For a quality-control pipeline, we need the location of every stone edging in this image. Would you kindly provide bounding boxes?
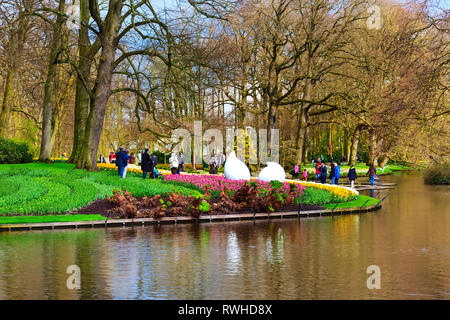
[0,202,381,232]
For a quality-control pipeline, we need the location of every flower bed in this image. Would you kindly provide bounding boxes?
[286,180,358,202]
[163,174,305,198]
[98,162,358,203]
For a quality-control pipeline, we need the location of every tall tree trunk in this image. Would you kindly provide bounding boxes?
[76,0,123,170]
[39,0,66,162]
[295,82,312,164]
[0,5,29,138]
[368,128,378,166]
[0,69,15,138]
[295,106,307,164]
[379,155,389,168]
[350,125,363,166]
[327,123,333,158]
[343,128,349,162]
[69,0,96,163]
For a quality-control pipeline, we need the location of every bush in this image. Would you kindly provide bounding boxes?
[0,138,33,164]
[424,163,450,185]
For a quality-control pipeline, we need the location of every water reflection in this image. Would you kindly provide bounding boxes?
[226,232,241,275]
[0,172,448,299]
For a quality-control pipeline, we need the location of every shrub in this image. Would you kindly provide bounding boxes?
[424,163,450,185]
[0,138,33,164]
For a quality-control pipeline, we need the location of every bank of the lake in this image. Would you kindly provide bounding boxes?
[0,163,366,226]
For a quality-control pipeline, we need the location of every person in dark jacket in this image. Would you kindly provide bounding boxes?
[141,149,154,179]
[348,164,357,189]
[329,163,336,184]
[320,164,327,184]
[115,147,128,178]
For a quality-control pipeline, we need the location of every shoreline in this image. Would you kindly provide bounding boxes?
[0,200,381,232]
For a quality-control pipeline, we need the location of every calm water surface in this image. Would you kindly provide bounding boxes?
[0,172,449,299]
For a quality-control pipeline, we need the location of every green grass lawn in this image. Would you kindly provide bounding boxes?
[0,214,105,225]
[0,162,202,216]
[323,195,380,209]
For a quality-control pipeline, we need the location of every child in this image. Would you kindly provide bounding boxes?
[294,164,299,179]
[302,169,308,181]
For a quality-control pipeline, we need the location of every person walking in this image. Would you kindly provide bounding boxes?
[366,163,377,187]
[179,152,185,172]
[209,155,217,174]
[141,149,154,179]
[221,153,226,168]
[115,147,127,178]
[302,168,308,181]
[137,151,142,166]
[335,162,341,185]
[129,152,136,165]
[294,164,299,179]
[315,162,321,182]
[321,163,328,184]
[330,163,336,185]
[122,149,130,178]
[348,164,357,189]
[109,152,116,164]
[169,152,179,174]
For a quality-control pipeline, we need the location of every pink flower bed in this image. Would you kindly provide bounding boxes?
[164,174,305,197]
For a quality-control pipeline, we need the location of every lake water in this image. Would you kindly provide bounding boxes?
[0,172,449,299]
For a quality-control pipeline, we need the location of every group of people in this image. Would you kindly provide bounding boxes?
[208,153,226,174]
[348,163,377,188]
[169,152,186,174]
[107,147,378,188]
[111,147,159,179]
[304,159,377,188]
[313,161,342,185]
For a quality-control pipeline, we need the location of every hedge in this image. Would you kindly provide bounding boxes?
[0,138,33,164]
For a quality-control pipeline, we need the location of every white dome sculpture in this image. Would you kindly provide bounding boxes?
[224,151,250,181]
[258,162,286,182]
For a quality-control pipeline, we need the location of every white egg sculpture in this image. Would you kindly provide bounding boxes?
[224,151,250,181]
[258,162,286,182]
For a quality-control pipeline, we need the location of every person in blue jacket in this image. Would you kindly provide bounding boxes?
[366,163,377,187]
[334,162,341,185]
[115,147,128,178]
